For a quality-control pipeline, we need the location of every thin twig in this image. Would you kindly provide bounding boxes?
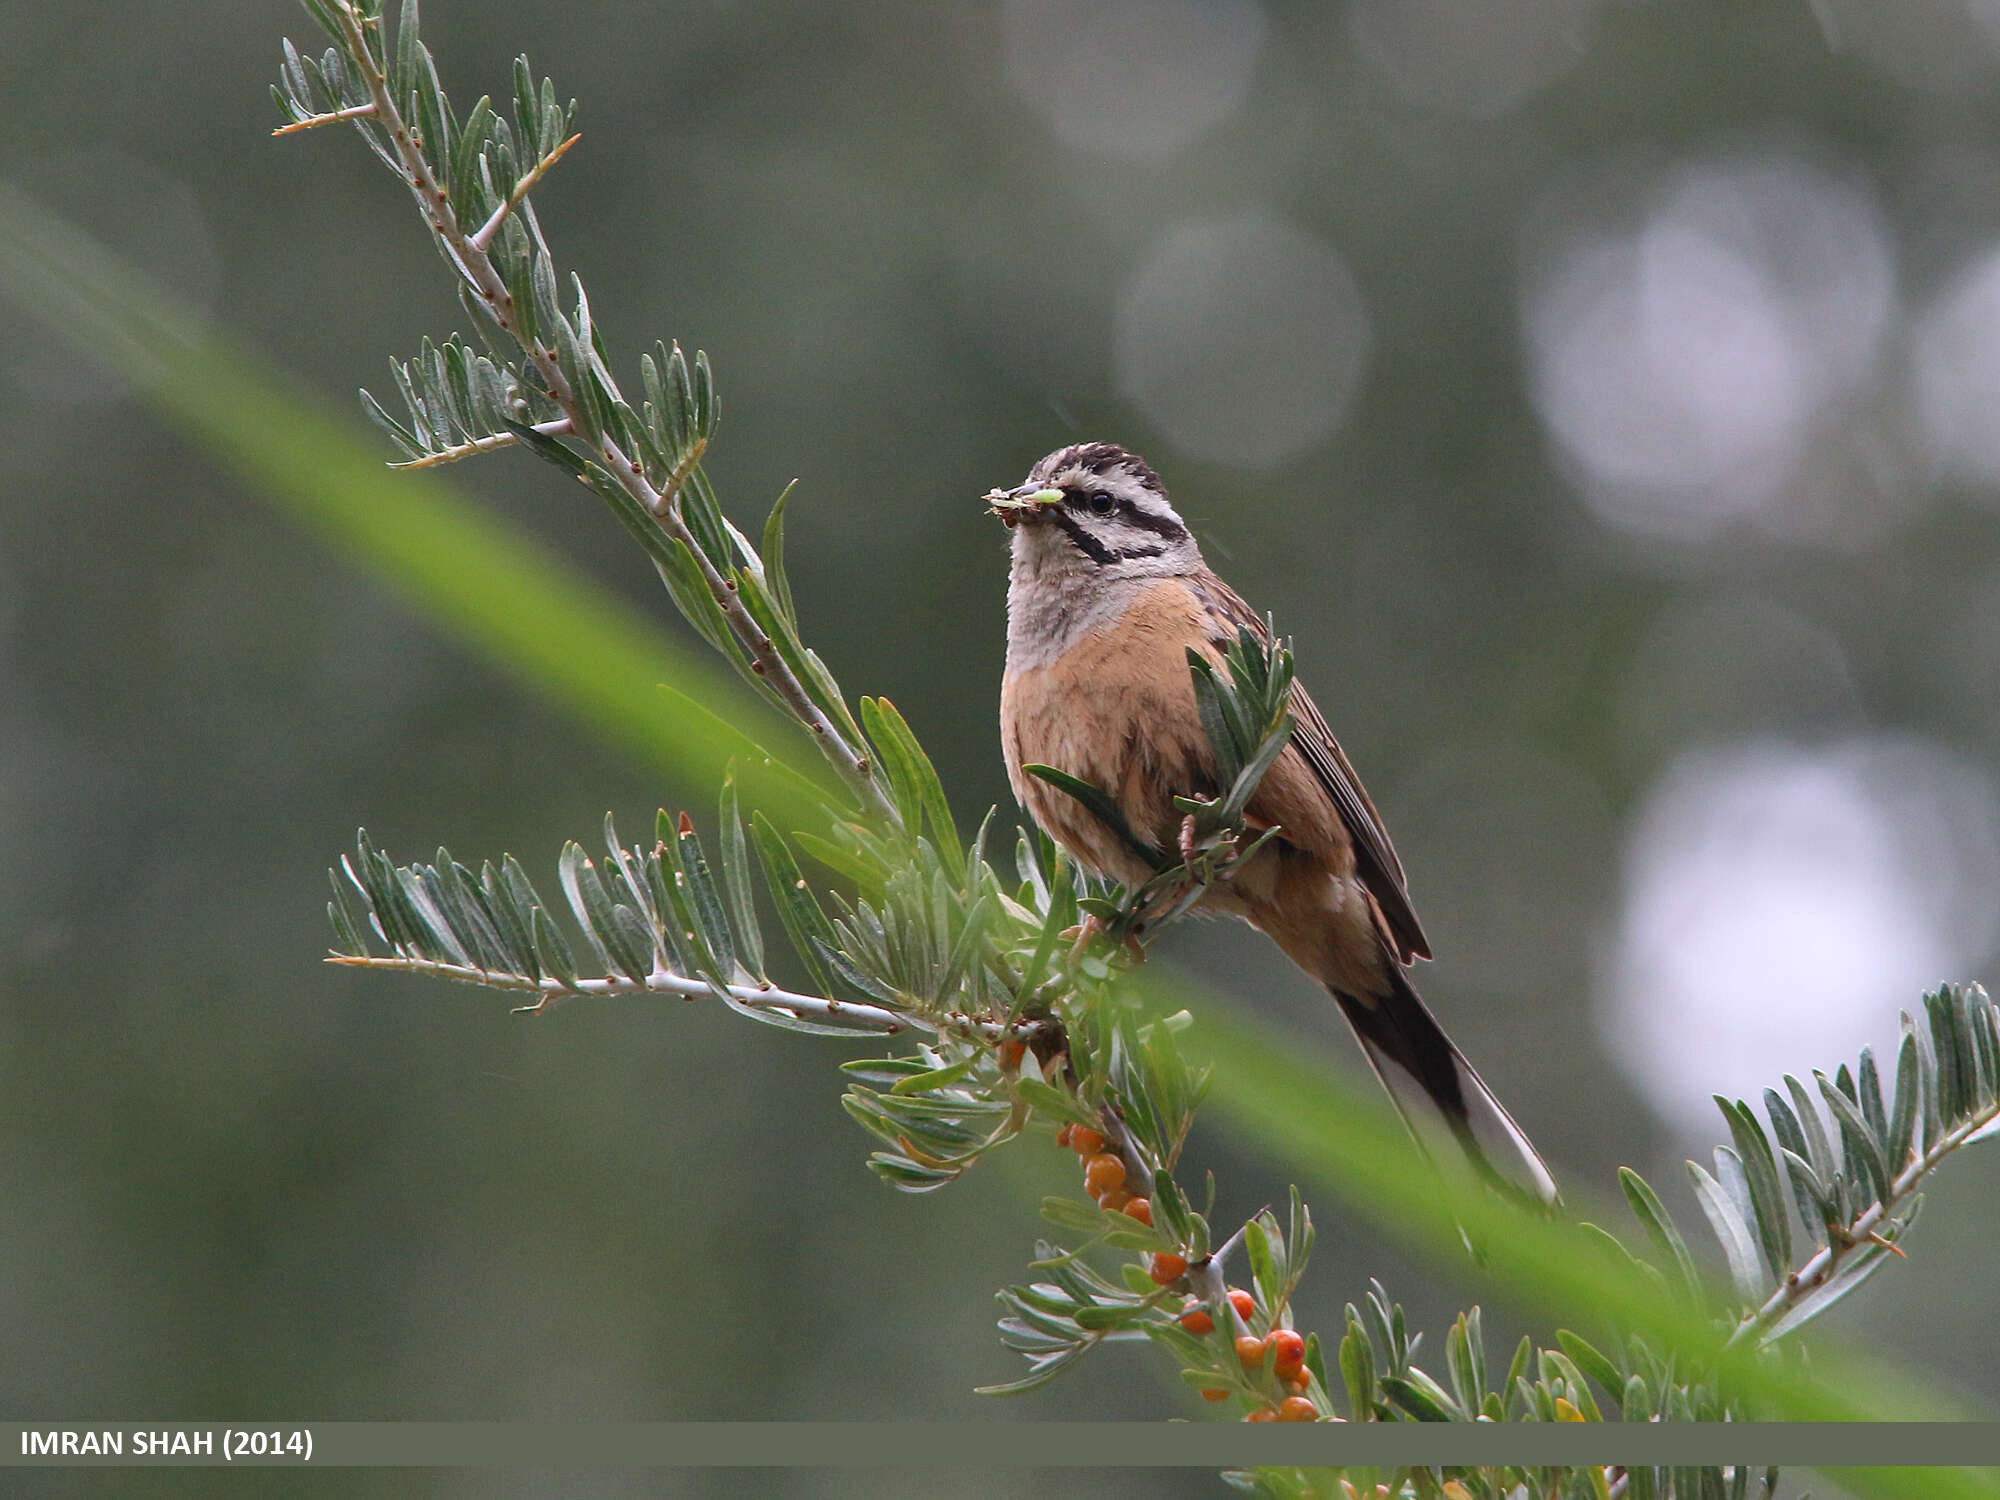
[272,101,378,135]
[329,952,907,1032]
[467,132,580,253]
[390,415,572,468]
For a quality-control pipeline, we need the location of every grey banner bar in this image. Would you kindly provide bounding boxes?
[2,1422,1997,1468]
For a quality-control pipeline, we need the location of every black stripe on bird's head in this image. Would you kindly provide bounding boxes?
[988,441,1197,575]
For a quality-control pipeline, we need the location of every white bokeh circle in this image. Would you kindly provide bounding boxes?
[1602,737,2000,1135]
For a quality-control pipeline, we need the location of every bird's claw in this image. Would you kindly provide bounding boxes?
[1060,912,1148,967]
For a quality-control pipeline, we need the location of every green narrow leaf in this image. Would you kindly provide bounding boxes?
[1715,1096,1791,1284]
[1622,1372,1653,1423]
[1618,1167,1702,1305]
[326,886,368,957]
[393,0,422,99]
[760,479,799,627]
[479,860,540,983]
[1554,1329,1622,1403]
[395,865,467,965]
[435,853,513,973]
[860,696,963,879]
[1965,986,1999,1110]
[1688,1159,1764,1306]
[1889,1027,1922,1170]
[672,817,735,982]
[1784,1073,1838,1192]
[529,904,576,989]
[1217,705,1296,825]
[1445,1315,1478,1413]
[1185,650,1245,781]
[555,839,619,977]
[1244,1218,1278,1317]
[715,776,764,978]
[450,93,495,220]
[1858,1045,1889,1144]
[1502,1333,1532,1415]
[1022,764,1161,868]
[1777,1146,1837,1237]
[1926,989,1966,1124]
[1380,1370,1459,1422]
[1817,1070,1892,1207]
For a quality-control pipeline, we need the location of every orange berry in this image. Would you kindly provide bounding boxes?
[1227,1288,1256,1321]
[1178,1301,1215,1336]
[1271,1329,1306,1376]
[1278,1396,1317,1422]
[1095,1187,1132,1214]
[1082,1152,1126,1197]
[1235,1334,1269,1371]
[1149,1251,1188,1284]
[1121,1196,1153,1226]
[1070,1126,1106,1156]
[1055,1123,1073,1148]
[1201,1387,1229,1403]
[1246,1407,1278,1422]
[1288,1369,1311,1393]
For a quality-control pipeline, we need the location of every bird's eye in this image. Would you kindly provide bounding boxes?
[1087,490,1117,517]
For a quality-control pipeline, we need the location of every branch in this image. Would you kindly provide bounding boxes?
[296,0,896,823]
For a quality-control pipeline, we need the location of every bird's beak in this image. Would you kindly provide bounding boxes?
[984,484,1065,527]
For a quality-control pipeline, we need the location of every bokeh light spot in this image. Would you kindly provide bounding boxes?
[1114,212,1371,469]
[1523,153,1895,544]
[1914,243,2000,495]
[1602,738,2000,1136]
[1000,0,1266,161]
[1345,0,1598,118]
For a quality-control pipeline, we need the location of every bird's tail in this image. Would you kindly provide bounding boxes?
[1328,969,1559,1207]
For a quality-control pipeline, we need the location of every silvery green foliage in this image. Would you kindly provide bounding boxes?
[286,5,1997,1490]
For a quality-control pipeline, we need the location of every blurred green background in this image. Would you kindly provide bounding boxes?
[4,0,2000,1493]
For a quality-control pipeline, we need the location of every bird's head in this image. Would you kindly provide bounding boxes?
[985,441,1200,581]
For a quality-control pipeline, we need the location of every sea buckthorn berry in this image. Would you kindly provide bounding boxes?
[1288,1369,1311,1393]
[1235,1334,1269,1371]
[1121,1196,1153,1226]
[1148,1251,1188,1284]
[1278,1396,1318,1422]
[1270,1329,1306,1376]
[1082,1152,1126,1197]
[1095,1187,1132,1214]
[1069,1126,1105,1156]
[1201,1387,1229,1403]
[1227,1288,1256,1321]
[1246,1407,1278,1422]
[1178,1300,1214,1336]
[1055,1123,1073,1149]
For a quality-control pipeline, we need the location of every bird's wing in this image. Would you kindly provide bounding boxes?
[1188,574,1432,964]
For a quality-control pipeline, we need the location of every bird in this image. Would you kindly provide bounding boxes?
[988,440,1558,1206]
